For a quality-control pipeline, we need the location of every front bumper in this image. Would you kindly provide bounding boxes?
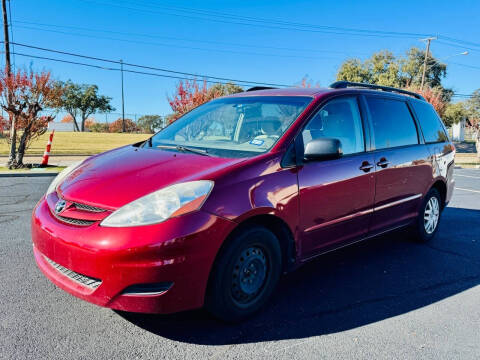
[31,197,236,314]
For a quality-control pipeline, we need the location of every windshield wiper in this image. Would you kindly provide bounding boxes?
[156,144,210,156]
[176,145,210,156]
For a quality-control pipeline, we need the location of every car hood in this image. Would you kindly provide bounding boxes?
[57,145,246,209]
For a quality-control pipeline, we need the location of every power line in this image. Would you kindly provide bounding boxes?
[11,42,291,86]
[13,19,371,57]
[10,50,477,99]
[76,0,432,39]
[120,0,430,37]
[438,35,480,49]
[13,24,350,61]
[11,51,291,87]
[448,61,480,70]
[7,0,13,68]
[77,0,480,59]
[436,40,480,54]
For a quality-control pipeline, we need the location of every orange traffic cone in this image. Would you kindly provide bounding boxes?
[41,130,55,167]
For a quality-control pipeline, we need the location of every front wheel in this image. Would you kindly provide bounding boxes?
[411,188,442,243]
[205,226,282,322]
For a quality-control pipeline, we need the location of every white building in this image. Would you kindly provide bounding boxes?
[48,122,75,132]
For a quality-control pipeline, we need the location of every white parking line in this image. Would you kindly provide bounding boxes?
[455,187,480,194]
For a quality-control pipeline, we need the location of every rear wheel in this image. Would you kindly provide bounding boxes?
[205,226,282,322]
[411,188,442,243]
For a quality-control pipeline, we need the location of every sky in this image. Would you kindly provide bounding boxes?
[8,0,480,121]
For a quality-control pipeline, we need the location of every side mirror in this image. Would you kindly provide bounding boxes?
[304,138,343,161]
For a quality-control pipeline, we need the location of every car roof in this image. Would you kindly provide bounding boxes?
[225,87,331,98]
[225,86,423,102]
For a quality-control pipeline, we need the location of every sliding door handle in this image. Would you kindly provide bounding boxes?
[376,158,390,168]
[359,162,374,172]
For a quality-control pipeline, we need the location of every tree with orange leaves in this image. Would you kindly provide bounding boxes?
[0,69,63,168]
[61,114,73,123]
[406,86,447,118]
[167,79,242,123]
[109,118,138,133]
[84,117,96,130]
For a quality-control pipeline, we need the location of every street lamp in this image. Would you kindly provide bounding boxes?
[421,50,469,89]
[440,51,469,61]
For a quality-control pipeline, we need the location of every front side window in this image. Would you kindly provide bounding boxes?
[411,100,448,143]
[147,96,312,158]
[302,96,365,155]
[366,97,418,150]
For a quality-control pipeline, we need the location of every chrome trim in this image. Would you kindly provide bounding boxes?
[122,291,169,297]
[74,202,106,213]
[305,208,374,233]
[121,282,173,297]
[305,194,422,233]
[44,256,102,289]
[373,194,422,211]
[53,212,96,226]
[301,222,412,263]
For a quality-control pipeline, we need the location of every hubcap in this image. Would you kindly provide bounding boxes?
[231,246,268,305]
[424,196,440,234]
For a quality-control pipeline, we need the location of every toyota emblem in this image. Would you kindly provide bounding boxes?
[55,200,67,214]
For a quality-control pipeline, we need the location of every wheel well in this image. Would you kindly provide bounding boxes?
[220,215,296,272]
[431,180,447,208]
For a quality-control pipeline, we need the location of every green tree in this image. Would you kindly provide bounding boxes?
[336,47,447,89]
[443,102,468,127]
[206,82,244,97]
[465,89,480,125]
[137,115,163,134]
[56,81,114,132]
[400,47,446,88]
[336,58,372,84]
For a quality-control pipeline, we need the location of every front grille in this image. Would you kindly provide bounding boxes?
[54,213,96,226]
[44,256,102,289]
[74,203,106,213]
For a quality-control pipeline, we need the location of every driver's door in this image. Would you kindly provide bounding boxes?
[298,96,375,259]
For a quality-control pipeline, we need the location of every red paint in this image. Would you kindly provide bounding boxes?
[32,87,455,314]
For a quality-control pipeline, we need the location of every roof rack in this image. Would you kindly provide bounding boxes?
[246,86,277,92]
[329,81,425,101]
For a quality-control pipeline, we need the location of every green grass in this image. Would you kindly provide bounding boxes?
[0,132,151,155]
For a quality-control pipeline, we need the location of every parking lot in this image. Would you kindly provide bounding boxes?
[1,168,479,359]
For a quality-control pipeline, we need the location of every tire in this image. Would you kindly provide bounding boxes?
[411,188,442,243]
[205,225,282,322]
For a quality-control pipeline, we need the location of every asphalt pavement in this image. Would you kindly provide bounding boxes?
[1,169,479,359]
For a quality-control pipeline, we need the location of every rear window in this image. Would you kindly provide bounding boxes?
[411,101,448,143]
[366,97,419,150]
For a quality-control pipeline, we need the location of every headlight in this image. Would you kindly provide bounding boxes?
[100,180,214,227]
[46,161,83,195]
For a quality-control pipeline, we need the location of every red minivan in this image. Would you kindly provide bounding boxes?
[32,82,455,321]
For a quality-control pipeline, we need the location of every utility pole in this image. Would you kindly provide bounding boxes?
[420,37,436,90]
[120,59,126,132]
[2,0,15,166]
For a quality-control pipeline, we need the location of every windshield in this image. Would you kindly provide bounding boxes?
[145,96,312,158]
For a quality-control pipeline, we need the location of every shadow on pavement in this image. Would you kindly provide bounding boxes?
[117,207,480,345]
[454,141,477,154]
